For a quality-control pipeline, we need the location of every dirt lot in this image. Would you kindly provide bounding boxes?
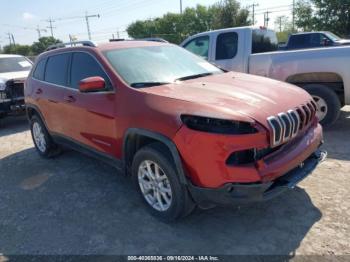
[0,108,349,256]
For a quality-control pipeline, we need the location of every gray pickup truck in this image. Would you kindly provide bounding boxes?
[181,26,350,126]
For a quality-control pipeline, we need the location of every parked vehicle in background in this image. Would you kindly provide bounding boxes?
[25,40,325,220]
[181,27,350,126]
[0,54,32,121]
[279,31,350,51]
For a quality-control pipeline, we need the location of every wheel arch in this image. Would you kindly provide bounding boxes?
[286,72,345,106]
[26,104,49,129]
[123,128,187,185]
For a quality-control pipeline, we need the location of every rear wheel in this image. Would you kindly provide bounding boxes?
[132,143,195,221]
[30,115,60,158]
[303,84,341,126]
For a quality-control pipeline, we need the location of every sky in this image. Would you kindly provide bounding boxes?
[0,0,293,46]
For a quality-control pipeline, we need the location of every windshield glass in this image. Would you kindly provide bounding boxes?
[103,45,222,87]
[325,32,341,41]
[0,56,32,73]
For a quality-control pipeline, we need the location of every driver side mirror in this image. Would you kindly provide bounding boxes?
[79,76,105,92]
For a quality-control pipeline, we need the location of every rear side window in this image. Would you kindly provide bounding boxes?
[45,54,70,86]
[252,29,279,54]
[183,36,210,59]
[70,52,111,90]
[216,32,238,60]
[33,58,46,80]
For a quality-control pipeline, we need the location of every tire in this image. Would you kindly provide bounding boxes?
[30,115,61,158]
[131,143,195,221]
[303,84,341,127]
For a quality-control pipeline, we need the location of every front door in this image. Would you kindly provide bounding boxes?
[62,51,117,157]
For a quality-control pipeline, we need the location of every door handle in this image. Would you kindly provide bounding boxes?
[64,95,76,103]
[35,88,43,94]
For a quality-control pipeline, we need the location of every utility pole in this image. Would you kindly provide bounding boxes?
[250,3,259,26]
[85,11,100,40]
[264,11,271,28]
[180,0,183,14]
[46,18,56,37]
[292,0,296,32]
[277,17,283,32]
[11,34,16,46]
[7,33,12,46]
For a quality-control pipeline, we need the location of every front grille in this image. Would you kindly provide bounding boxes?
[6,80,24,99]
[267,100,316,148]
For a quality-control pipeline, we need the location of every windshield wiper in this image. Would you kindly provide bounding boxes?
[130,82,171,88]
[174,72,214,82]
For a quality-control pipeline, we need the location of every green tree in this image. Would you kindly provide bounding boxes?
[2,44,32,56]
[295,0,316,32]
[210,0,250,30]
[127,0,250,44]
[31,37,62,55]
[295,0,350,37]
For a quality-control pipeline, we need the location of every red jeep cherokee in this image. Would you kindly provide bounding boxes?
[25,41,326,220]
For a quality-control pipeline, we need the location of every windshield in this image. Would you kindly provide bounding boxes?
[103,45,222,87]
[325,32,341,41]
[0,56,32,73]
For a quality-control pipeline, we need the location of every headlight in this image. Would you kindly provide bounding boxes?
[180,115,258,134]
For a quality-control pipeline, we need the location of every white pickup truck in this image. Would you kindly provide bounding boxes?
[181,26,350,126]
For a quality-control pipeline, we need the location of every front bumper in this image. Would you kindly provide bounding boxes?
[0,97,25,115]
[188,149,327,207]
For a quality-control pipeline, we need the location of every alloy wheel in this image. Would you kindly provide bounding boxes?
[137,160,173,212]
[313,95,328,122]
[32,122,47,153]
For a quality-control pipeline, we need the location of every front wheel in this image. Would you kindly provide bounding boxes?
[303,84,341,127]
[132,143,195,221]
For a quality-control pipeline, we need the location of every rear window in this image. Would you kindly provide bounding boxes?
[44,54,70,86]
[216,32,238,60]
[33,58,46,80]
[252,29,279,54]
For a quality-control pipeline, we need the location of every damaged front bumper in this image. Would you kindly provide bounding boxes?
[188,149,327,207]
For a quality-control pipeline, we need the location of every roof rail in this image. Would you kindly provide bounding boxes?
[45,41,97,51]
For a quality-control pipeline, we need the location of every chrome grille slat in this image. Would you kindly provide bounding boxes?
[267,100,315,148]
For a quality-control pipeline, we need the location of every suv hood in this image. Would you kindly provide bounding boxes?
[140,72,312,127]
[0,70,30,82]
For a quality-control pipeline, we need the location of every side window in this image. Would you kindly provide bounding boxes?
[33,58,46,80]
[70,52,111,90]
[183,36,210,59]
[45,54,70,86]
[216,32,238,60]
[310,33,322,46]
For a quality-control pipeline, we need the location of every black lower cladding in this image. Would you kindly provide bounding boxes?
[188,149,327,206]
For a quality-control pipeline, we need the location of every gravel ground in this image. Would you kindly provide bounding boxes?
[0,107,349,256]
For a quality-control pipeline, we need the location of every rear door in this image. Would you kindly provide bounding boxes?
[34,53,70,134]
[61,51,117,157]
